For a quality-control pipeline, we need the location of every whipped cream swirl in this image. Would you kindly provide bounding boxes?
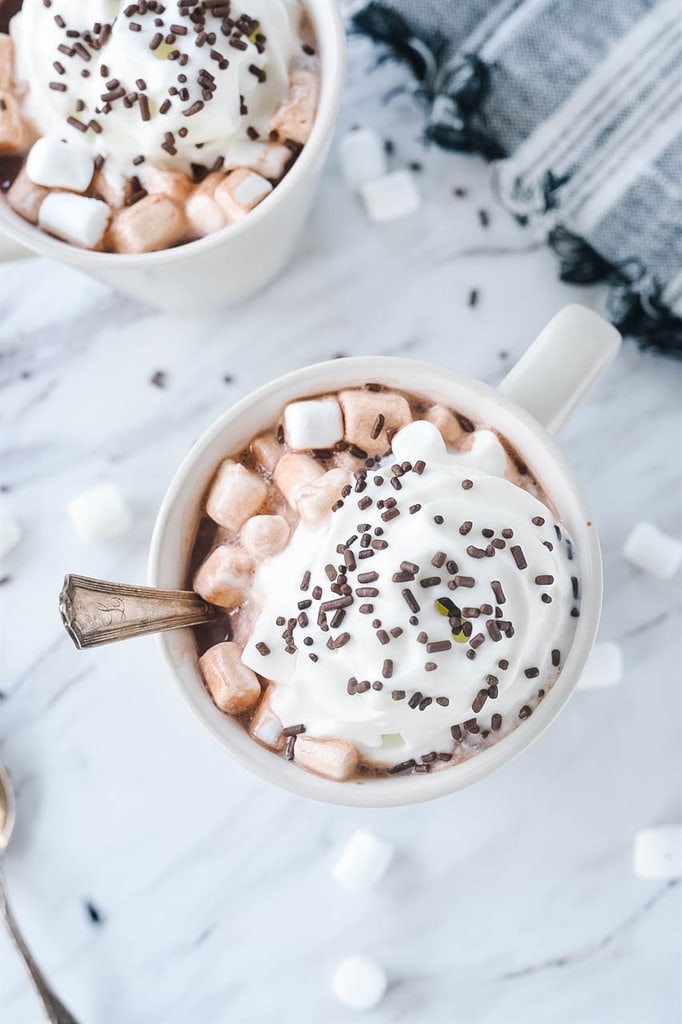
[11,0,302,179]
[243,422,581,766]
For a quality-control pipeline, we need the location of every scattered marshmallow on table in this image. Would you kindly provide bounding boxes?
[359,169,421,222]
[284,397,344,450]
[339,128,387,189]
[332,829,394,892]
[26,138,94,193]
[0,508,21,561]
[634,826,682,880]
[110,194,187,255]
[332,956,388,1012]
[576,641,623,691]
[623,521,682,580]
[39,193,111,250]
[67,483,132,543]
[199,641,261,715]
[206,460,267,532]
[215,169,272,220]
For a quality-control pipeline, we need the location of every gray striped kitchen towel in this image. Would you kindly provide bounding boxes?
[353,0,682,357]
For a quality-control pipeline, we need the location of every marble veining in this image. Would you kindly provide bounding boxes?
[0,28,681,1024]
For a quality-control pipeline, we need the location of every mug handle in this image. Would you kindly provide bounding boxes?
[497,304,621,436]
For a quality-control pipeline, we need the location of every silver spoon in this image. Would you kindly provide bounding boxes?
[0,763,79,1023]
[59,574,217,649]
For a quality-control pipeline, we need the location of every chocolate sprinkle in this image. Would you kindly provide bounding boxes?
[511,545,527,569]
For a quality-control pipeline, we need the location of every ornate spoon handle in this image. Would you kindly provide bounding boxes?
[0,868,79,1024]
[59,574,216,649]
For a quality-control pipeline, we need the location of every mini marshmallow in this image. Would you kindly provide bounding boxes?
[92,169,129,209]
[270,68,318,144]
[296,468,349,529]
[39,193,111,250]
[332,956,388,1012]
[199,641,261,715]
[224,140,291,180]
[26,138,94,193]
[193,544,254,608]
[623,521,682,580]
[215,169,272,220]
[250,432,283,472]
[0,91,27,154]
[576,641,623,691]
[0,34,14,91]
[140,165,192,205]
[335,449,364,473]
[240,515,289,560]
[359,169,421,222]
[274,452,324,508]
[67,483,132,543]
[185,173,228,236]
[249,687,284,750]
[110,194,186,255]
[6,168,48,224]
[295,736,359,782]
[284,397,344,450]
[339,128,387,189]
[338,389,413,455]
[0,508,21,561]
[425,405,464,447]
[633,826,682,880]
[206,460,267,532]
[332,829,394,892]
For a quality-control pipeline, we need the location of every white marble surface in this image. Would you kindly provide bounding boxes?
[1,28,681,1024]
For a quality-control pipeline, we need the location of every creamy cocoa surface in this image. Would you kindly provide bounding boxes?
[0,0,318,253]
[186,383,581,784]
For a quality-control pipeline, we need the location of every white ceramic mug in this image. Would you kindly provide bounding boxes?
[0,0,345,313]
[149,304,621,806]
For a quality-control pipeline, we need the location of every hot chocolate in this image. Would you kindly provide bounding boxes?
[187,383,581,782]
[0,0,318,252]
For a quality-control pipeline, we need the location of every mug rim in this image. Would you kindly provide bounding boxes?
[148,355,603,807]
[0,0,346,267]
